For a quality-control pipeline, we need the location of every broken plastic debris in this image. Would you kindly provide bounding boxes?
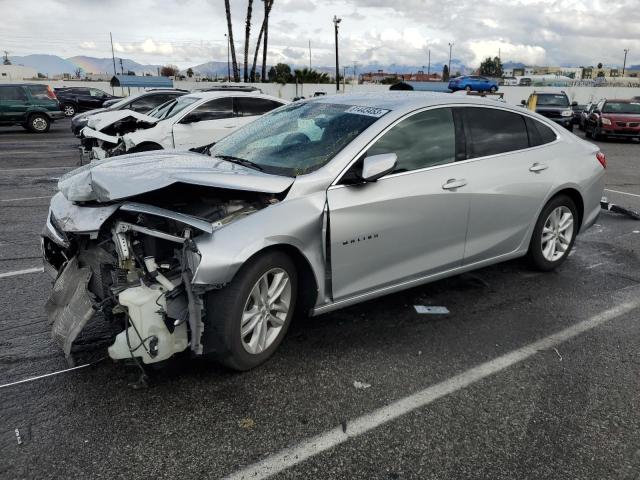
[600,198,640,220]
[414,305,450,314]
[353,381,371,389]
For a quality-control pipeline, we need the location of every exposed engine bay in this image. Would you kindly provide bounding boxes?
[43,184,280,366]
[80,111,158,161]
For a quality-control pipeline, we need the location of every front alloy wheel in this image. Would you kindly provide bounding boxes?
[205,251,297,370]
[62,103,76,117]
[528,194,578,271]
[241,268,292,354]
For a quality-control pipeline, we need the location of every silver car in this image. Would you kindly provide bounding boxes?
[42,92,606,370]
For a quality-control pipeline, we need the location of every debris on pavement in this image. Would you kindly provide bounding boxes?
[553,348,563,361]
[600,198,640,220]
[239,418,256,429]
[340,419,347,433]
[414,305,450,314]
[15,428,22,445]
[353,381,371,390]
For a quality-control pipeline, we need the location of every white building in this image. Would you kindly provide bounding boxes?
[0,64,39,81]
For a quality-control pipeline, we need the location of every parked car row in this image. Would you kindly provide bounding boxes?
[43,91,606,370]
[582,98,640,141]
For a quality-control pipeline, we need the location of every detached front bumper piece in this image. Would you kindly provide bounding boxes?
[45,257,96,366]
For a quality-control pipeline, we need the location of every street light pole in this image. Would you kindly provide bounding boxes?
[427,48,431,79]
[225,33,230,81]
[448,42,454,78]
[623,49,629,77]
[333,15,341,93]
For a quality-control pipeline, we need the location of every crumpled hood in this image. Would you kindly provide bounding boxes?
[87,109,158,131]
[58,150,294,202]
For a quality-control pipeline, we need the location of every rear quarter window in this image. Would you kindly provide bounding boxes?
[26,85,50,100]
[524,117,557,146]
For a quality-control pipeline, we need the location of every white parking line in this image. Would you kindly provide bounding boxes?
[605,188,640,199]
[0,195,52,202]
[225,298,640,480]
[0,267,44,279]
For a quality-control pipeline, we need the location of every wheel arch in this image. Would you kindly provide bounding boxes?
[551,187,584,229]
[234,244,320,317]
[129,141,164,153]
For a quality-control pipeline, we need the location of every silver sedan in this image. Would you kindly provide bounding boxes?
[43,92,606,370]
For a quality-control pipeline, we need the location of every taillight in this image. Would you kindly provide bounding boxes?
[596,151,607,169]
[46,86,57,100]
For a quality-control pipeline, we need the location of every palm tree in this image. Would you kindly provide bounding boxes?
[224,0,240,82]
[261,0,272,83]
[250,0,273,82]
[243,0,253,82]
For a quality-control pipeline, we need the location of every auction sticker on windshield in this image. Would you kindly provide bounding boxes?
[345,106,390,117]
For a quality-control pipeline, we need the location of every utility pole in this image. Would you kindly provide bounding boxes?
[353,61,358,84]
[333,15,341,93]
[225,33,230,81]
[119,58,124,75]
[309,40,312,70]
[623,49,629,77]
[110,32,117,76]
[448,42,454,78]
[427,48,431,79]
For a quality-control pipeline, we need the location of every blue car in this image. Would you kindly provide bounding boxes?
[448,75,498,93]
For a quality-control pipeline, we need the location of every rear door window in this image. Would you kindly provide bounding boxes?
[0,86,27,101]
[367,107,456,173]
[235,97,284,117]
[462,107,529,158]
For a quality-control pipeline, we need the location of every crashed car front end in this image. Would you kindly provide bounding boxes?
[79,110,159,162]
[42,153,295,366]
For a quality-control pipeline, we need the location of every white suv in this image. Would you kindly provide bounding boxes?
[81,91,287,160]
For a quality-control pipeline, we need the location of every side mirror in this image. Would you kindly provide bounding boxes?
[520,100,526,105]
[571,101,578,107]
[361,153,397,182]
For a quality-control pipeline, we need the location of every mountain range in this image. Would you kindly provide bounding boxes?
[9,54,470,77]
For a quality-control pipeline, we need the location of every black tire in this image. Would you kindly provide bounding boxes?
[566,124,573,132]
[28,113,50,133]
[62,103,77,117]
[592,128,601,141]
[205,251,298,371]
[465,86,472,92]
[527,194,578,271]
[129,143,163,153]
[490,86,497,93]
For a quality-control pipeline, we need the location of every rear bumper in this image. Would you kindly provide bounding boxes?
[48,111,65,121]
[600,128,640,138]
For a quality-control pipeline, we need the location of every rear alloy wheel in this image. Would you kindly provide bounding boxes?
[62,103,76,117]
[527,195,578,271]
[205,251,297,371]
[29,113,50,133]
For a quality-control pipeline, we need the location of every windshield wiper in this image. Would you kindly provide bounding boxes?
[214,155,264,172]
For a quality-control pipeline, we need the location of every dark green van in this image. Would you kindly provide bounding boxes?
[0,83,65,132]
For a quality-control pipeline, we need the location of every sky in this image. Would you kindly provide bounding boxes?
[0,0,638,69]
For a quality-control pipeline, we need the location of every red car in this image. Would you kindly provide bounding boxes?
[586,99,640,141]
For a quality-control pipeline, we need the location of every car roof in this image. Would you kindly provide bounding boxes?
[181,91,284,101]
[308,91,521,115]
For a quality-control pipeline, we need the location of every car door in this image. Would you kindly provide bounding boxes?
[0,86,29,123]
[457,107,557,265]
[327,107,470,300]
[172,97,234,149]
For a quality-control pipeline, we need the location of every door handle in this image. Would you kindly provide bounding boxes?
[442,178,467,190]
[529,163,548,172]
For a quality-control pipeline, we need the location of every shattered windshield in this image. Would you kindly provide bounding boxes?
[147,96,199,120]
[209,102,386,177]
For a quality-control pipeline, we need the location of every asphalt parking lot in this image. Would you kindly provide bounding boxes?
[1,119,639,479]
